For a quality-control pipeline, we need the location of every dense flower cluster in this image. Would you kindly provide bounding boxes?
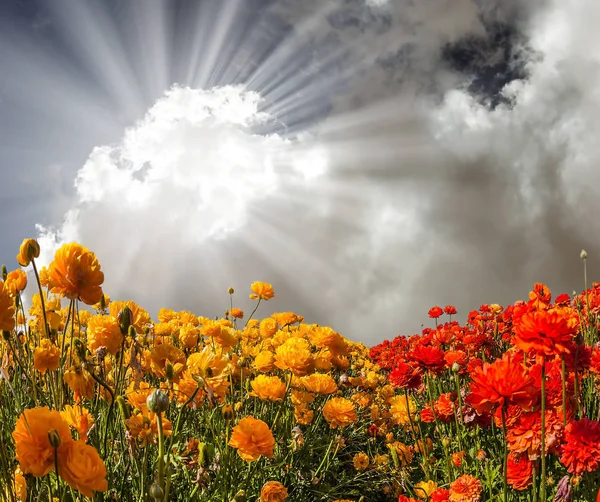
[3,239,600,501]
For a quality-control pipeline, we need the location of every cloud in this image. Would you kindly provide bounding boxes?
[34,0,600,344]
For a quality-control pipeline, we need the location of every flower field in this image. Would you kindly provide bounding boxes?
[1,239,600,501]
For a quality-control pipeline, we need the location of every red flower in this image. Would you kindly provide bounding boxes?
[506,453,533,491]
[444,305,457,315]
[431,488,450,502]
[389,361,422,389]
[467,352,537,414]
[428,306,443,319]
[560,418,600,475]
[410,344,446,374]
[513,306,579,359]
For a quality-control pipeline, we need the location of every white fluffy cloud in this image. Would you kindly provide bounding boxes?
[35,0,600,344]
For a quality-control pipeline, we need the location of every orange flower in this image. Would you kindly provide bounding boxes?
[12,407,73,477]
[260,481,288,501]
[506,453,533,491]
[560,418,600,475]
[150,343,186,382]
[47,243,104,305]
[506,409,563,460]
[322,397,357,428]
[64,366,95,402]
[5,269,27,296]
[228,416,275,461]
[87,315,123,355]
[353,452,369,471]
[254,351,276,372]
[60,405,95,442]
[178,325,200,349]
[58,439,108,497]
[33,339,61,373]
[16,238,40,267]
[0,280,15,331]
[250,375,287,401]
[13,467,27,501]
[250,282,275,301]
[513,306,579,359]
[467,352,537,414]
[259,318,278,339]
[301,373,338,394]
[229,307,244,319]
[275,337,314,376]
[449,474,482,502]
[294,404,314,425]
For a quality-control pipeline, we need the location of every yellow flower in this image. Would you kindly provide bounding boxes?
[47,243,104,305]
[64,366,95,402]
[5,269,27,296]
[249,282,275,301]
[275,337,314,376]
[87,315,123,355]
[16,238,40,267]
[178,325,200,349]
[109,300,151,334]
[250,375,287,402]
[353,452,369,471]
[260,481,288,501]
[415,480,438,499]
[254,350,276,373]
[322,397,357,429]
[260,317,278,339]
[228,416,275,462]
[389,394,417,426]
[12,407,72,477]
[33,339,61,374]
[150,343,186,382]
[13,467,27,501]
[58,439,108,497]
[60,405,95,441]
[0,280,15,331]
[301,373,338,394]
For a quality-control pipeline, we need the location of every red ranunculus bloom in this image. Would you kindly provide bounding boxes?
[560,418,600,475]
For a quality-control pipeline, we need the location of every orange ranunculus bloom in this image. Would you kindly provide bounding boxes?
[505,409,563,460]
[260,481,289,501]
[228,416,275,462]
[250,375,287,402]
[178,325,200,349]
[389,395,417,426]
[47,243,104,305]
[274,337,314,376]
[87,315,123,355]
[322,397,357,429]
[58,439,108,497]
[13,467,27,501]
[33,339,61,373]
[506,453,533,491]
[559,417,600,475]
[60,405,95,442]
[229,307,244,319]
[259,318,278,339]
[467,352,537,414]
[294,404,314,425]
[249,282,275,301]
[271,312,299,327]
[0,280,15,332]
[64,366,96,402]
[5,269,27,296]
[16,238,40,267]
[449,474,482,502]
[301,373,338,394]
[513,306,579,359]
[12,407,73,477]
[150,343,186,382]
[254,350,276,373]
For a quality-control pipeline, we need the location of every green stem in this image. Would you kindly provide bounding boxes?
[157,412,166,499]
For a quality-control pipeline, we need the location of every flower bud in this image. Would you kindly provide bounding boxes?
[452,362,461,373]
[221,404,234,421]
[1,265,7,281]
[146,389,169,414]
[116,395,131,421]
[48,429,61,448]
[118,306,133,335]
[581,249,588,260]
[165,362,174,382]
[149,483,164,501]
[230,489,246,502]
[228,287,234,295]
[16,239,40,267]
[441,437,451,448]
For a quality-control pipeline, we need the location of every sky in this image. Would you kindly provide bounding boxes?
[1,0,599,345]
